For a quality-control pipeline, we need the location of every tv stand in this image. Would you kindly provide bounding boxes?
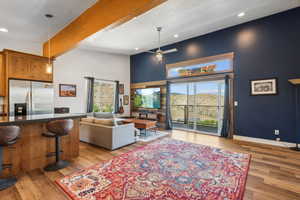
[138,110,157,120]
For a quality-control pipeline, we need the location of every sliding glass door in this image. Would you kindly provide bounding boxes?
[170,80,225,135]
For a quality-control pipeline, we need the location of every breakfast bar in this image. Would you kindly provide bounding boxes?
[0,113,86,176]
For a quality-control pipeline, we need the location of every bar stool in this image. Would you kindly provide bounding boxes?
[43,119,74,171]
[0,126,20,190]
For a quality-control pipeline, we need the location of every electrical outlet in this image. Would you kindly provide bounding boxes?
[276,138,280,141]
[274,130,280,135]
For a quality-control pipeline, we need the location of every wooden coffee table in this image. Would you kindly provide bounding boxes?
[122,119,157,136]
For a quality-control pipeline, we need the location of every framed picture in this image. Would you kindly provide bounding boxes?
[250,78,278,96]
[124,95,129,105]
[59,84,76,97]
[119,84,124,95]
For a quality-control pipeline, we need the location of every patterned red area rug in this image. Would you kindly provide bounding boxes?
[57,138,251,200]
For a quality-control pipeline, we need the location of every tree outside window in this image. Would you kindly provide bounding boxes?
[93,81,116,113]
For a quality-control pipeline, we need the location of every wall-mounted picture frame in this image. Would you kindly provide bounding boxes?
[59,84,77,97]
[250,78,278,96]
[124,95,129,105]
[119,84,124,95]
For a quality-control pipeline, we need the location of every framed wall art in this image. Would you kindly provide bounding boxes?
[250,78,278,96]
[119,84,124,95]
[123,95,129,105]
[59,84,77,97]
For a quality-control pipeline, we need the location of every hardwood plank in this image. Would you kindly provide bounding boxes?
[28,170,69,200]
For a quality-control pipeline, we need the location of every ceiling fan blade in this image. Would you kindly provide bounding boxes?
[147,50,155,54]
[162,48,178,54]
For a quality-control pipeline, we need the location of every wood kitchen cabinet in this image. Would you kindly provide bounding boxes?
[29,57,53,82]
[0,52,5,96]
[5,50,53,82]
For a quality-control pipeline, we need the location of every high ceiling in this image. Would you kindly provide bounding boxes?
[0,0,299,56]
[0,0,97,43]
[80,0,300,55]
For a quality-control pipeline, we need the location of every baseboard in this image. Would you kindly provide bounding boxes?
[233,135,296,148]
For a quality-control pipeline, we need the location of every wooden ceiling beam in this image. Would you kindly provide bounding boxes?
[43,0,167,58]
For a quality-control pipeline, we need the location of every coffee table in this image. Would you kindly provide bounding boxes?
[122,119,157,136]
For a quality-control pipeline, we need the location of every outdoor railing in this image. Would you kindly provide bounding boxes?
[170,105,224,127]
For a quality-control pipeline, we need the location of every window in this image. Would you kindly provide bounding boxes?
[93,80,116,113]
[166,52,234,79]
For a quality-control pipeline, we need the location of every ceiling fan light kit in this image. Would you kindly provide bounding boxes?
[147,27,178,61]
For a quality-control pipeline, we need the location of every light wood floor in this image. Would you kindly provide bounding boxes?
[1,130,300,200]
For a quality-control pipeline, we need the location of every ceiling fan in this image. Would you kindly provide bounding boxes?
[147,27,178,61]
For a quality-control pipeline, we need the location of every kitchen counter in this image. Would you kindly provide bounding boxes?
[0,113,86,176]
[0,113,87,126]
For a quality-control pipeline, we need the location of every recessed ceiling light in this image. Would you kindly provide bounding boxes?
[0,28,8,33]
[174,34,179,38]
[238,12,245,18]
[135,48,139,51]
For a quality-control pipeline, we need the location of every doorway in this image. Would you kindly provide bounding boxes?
[170,80,225,135]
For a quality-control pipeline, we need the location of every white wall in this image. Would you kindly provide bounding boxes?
[54,48,131,115]
[0,36,41,55]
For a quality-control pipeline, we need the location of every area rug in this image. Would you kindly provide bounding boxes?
[56,138,251,200]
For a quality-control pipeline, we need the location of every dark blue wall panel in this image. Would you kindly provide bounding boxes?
[130,8,300,143]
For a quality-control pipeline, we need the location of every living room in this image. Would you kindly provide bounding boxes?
[0,0,300,200]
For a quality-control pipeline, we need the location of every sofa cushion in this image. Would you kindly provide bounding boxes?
[94,112,114,119]
[81,117,95,123]
[94,118,117,126]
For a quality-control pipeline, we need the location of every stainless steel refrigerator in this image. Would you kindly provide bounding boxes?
[9,79,54,116]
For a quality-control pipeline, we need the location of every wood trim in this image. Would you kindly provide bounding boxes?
[43,0,167,58]
[288,79,300,85]
[166,52,234,70]
[168,72,234,83]
[131,80,167,89]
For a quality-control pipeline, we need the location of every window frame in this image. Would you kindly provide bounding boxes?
[166,52,234,79]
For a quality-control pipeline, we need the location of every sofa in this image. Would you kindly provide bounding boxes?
[80,113,136,150]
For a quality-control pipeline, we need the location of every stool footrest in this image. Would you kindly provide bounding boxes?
[2,164,13,169]
[46,151,63,157]
[0,177,17,191]
[44,160,70,171]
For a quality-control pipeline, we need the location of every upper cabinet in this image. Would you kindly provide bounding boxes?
[0,52,5,96]
[5,50,53,82]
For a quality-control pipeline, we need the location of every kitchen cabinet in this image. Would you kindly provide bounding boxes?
[0,52,5,96]
[5,50,53,82]
[29,57,53,82]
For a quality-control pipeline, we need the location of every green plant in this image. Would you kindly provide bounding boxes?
[197,120,218,127]
[102,104,113,113]
[93,104,100,112]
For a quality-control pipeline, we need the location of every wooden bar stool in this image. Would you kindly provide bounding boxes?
[0,126,20,190]
[42,119,73,171]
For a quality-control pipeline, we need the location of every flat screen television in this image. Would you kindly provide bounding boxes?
[134,88,161,109]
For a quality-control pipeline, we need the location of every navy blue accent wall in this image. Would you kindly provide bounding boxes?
[130,8,300,143]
